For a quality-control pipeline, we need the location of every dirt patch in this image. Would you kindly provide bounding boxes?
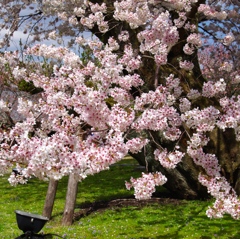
[73,197,182,221]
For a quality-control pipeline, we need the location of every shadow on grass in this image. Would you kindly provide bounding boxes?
[138,201,240,239]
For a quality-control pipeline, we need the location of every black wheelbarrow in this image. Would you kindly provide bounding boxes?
[14,210,64,239]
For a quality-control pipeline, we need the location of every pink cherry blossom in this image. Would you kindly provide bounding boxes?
[126,172,167,200]
[0,0,240,221]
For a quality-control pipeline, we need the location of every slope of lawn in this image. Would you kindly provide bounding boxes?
[0,158,239,239]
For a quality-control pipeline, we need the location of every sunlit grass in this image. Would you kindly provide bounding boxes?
[0,158,239,238]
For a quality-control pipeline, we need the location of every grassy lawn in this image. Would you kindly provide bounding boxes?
[0,158,239,239]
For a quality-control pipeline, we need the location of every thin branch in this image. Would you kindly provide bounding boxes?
[19,10,43,18]
[148,131,164,150]
[25,15,44,47]
[198,25,220,42]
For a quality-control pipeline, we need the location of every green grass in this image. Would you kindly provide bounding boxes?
[0,158,239,239]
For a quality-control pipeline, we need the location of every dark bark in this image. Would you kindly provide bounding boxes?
[131,126,240,199]
[210,128,240,194]
[130,141,209,200]
[0,111,14,129]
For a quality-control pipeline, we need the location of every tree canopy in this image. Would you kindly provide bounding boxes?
[0,0,240,220]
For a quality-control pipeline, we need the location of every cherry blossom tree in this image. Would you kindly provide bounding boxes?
[0,0,240,225]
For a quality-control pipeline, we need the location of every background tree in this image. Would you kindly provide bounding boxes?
[0,0,240,224]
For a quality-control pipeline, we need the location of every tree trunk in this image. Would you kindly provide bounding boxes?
[62,173,78,225]
[210,128,240,195]
[130,143,209,200]
[131,128,240,199]
[42,179,58,219]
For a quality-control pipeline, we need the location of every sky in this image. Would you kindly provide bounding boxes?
[0,2,87,53]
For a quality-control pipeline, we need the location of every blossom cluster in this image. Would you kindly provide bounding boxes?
[217,96,240,140]
[73,2,108,32]
[132,85,181,141]
[118,44,142,72]
[183,33,202,55]
[181,106,220,132]
[154,149,185,169]
[199,175,240,219]
[161,0,198,12]
[126,172,167,200]
[223,34,235,46]
[179,60,194,71]
[137,10,179,65]
[202,79,226,98]
[198,4,228,20]
[113,1,151,29]
[126,138,149,154]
